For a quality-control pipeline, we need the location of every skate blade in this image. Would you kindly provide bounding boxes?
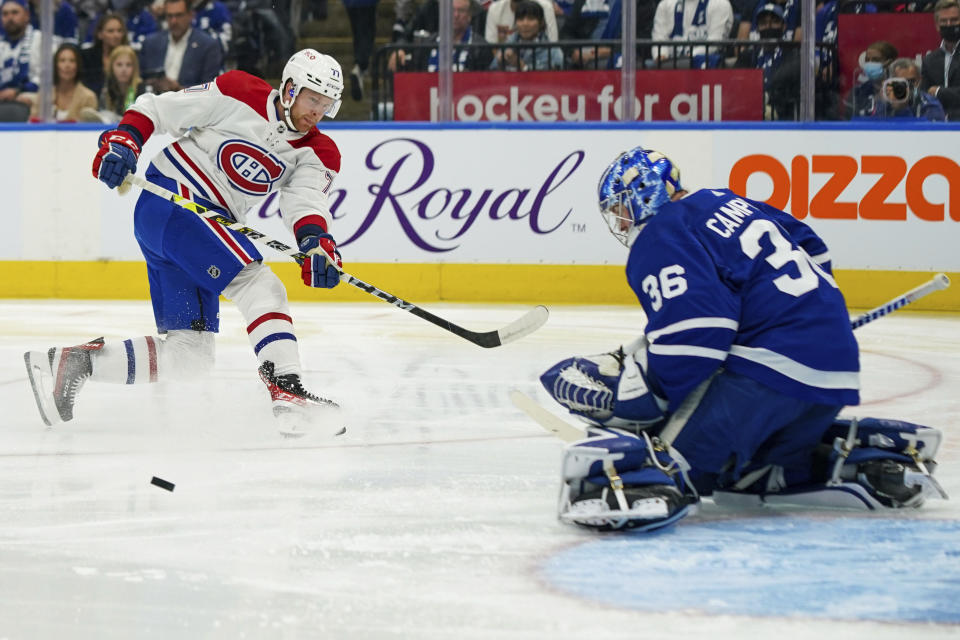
[23,351,59,427]
[279,426,347,439]
[273,405,345,439]
[905,469,949,500]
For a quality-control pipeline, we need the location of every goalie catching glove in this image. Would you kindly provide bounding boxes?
[540,337,667,429]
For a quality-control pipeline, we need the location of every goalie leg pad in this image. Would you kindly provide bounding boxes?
[822,417,942,461]
[821,417,947,507]
[720,417,948,510]
[559,427,699,532]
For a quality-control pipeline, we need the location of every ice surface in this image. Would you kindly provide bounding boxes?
[0,299,958,639]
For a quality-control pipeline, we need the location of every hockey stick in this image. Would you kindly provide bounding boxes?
[118,174,548,348]
[509,390,585,443]
[849,273,950,329]
[514,273,953,441]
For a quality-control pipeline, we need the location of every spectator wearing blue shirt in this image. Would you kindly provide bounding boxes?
[125,3,157,46]
[848,40,897,118]
[559,0,610,68]
[83,2,157,48]
[28,0,79,43]
[193,0,231,55]
[736,0,797,41]
[875,58,946,121]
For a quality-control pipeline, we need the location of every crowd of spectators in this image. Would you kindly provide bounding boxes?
[379,0,960,121]
[2,0,958,121]
[1,0,291,122]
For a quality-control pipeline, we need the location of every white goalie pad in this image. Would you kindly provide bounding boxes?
[557,427,699,532]
[560,487,698,532]
[712,477,944,512]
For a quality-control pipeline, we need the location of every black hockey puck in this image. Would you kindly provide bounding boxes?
[151,476,175,492]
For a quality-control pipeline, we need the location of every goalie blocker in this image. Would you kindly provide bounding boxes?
[542,347,948,532]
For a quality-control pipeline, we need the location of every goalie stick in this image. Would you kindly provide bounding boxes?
[509,390,585,443]
[118,174,548,348]
[849,273,950,329]
[514,273,953,441]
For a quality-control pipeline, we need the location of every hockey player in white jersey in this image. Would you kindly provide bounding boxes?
[24,49,347,437]
[539,147,947,531]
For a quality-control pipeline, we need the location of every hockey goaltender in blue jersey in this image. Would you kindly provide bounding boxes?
[628,187,860,411]
[537,147,946,533]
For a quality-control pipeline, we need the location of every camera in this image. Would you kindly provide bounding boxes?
[883,77,910,101]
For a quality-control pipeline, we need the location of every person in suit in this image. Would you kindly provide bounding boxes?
[921,0,960,120]
[139,0,222,93]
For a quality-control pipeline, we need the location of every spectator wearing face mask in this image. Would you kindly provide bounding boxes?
[921,0,960,120]
[736,0,799,42]
[848,39,897,118]
[873,57,945,121]
[735,3,798,119]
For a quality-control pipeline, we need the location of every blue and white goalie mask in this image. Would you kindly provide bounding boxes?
[597,148,683,246]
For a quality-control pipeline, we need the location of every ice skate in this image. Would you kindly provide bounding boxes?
[24,337,103,426]
[258,361,344,438]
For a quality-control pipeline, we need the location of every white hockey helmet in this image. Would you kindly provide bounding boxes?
[279,48,344,128]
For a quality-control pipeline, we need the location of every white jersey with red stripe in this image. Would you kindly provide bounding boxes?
[121,70,340,236]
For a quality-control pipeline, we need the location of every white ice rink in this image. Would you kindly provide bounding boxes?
[1,299,958,639]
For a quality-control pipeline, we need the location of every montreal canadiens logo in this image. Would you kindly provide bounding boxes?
[217,139,286,196]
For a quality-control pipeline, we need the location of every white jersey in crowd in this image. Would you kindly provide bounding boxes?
[0,24,41,91]
[123,70,340,236]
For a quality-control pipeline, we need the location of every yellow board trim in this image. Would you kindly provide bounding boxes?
[1,261,957,311]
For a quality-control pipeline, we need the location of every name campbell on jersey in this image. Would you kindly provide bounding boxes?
[626,187,860,409]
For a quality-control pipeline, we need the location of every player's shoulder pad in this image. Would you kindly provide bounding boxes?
[290,129,342,173]
[214,70,274,119]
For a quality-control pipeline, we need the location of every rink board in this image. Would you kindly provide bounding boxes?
[0,122,957,310]
[1,260,956,313]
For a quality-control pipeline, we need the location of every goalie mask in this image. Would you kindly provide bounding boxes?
[597,148,683,246]
[279,49,344,130]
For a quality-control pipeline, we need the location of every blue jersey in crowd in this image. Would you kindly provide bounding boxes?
[625,188,860,410]
[194,0,232,54]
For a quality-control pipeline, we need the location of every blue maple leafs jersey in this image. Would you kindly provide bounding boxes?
[626,188,860,411]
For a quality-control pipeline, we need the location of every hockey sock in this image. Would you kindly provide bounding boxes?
[246,312,301,375]
[89,336,160,384]
[224,262,302,376]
